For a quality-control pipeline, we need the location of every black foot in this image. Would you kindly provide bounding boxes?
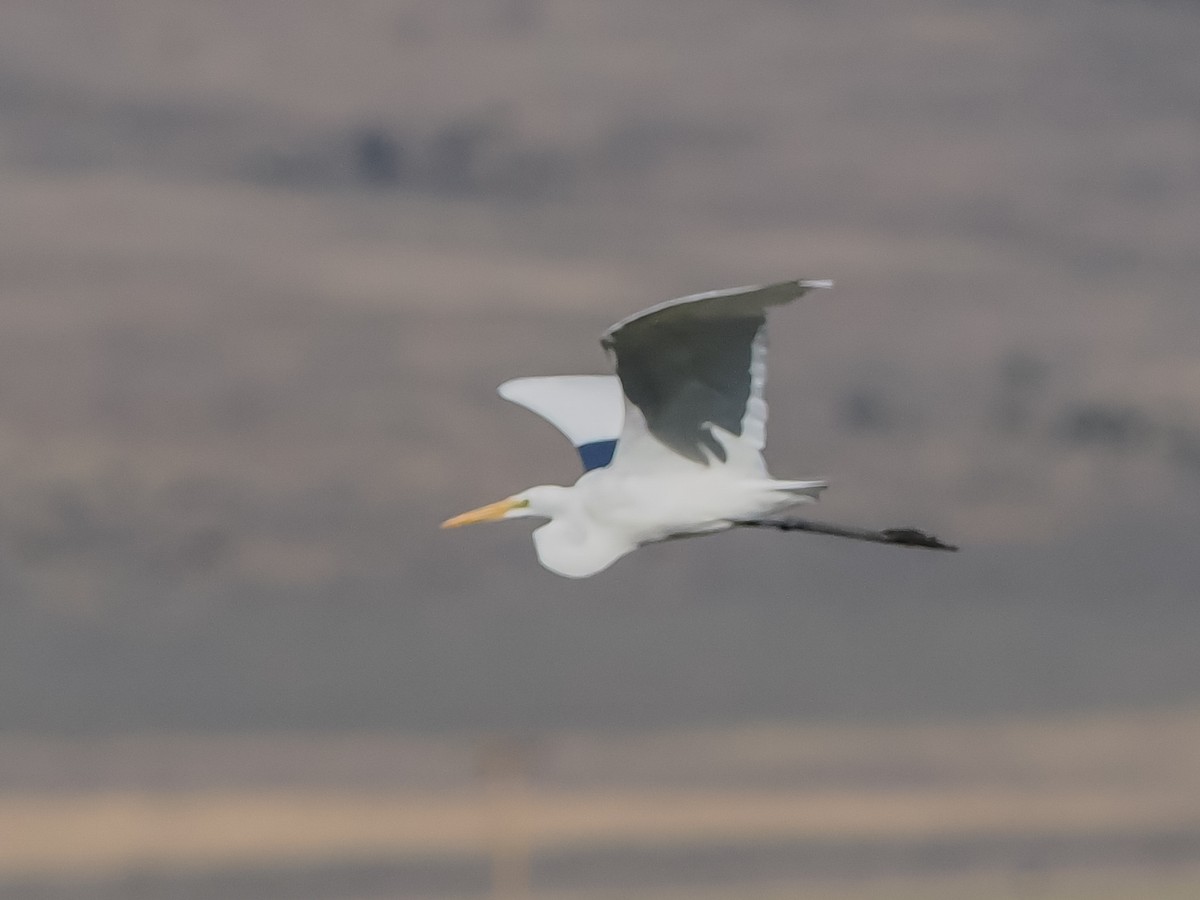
[880,528,959,551]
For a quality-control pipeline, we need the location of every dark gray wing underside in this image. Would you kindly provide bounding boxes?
[601,280,828,465]
[604,315,762,463]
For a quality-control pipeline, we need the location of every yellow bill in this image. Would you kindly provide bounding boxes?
[441,497,527,529]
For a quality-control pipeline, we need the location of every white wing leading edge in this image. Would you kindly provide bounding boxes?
[498,375,626,472]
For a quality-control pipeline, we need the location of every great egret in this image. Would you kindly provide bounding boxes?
[442,280,955,577]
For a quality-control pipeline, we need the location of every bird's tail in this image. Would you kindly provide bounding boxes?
[765,479,828,500]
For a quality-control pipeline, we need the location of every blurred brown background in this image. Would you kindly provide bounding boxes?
[1,1,1199,897]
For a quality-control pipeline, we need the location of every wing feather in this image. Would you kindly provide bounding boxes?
[498,375,625,472]
[601,279,830,470]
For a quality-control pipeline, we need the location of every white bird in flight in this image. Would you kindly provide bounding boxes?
[443,279,955,577]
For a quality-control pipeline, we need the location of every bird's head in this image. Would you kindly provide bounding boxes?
[441,485,568,529]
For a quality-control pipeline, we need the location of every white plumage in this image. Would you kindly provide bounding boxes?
[442,279,834,577]
[497,375,624,452]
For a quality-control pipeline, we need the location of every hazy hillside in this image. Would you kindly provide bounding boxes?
[4,710,1200,899]
[0,0,1198,733]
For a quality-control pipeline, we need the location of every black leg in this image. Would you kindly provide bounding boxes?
[734,517,958,551]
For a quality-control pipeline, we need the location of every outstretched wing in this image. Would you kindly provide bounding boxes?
[601,279,831,470]
[498,375,626,472]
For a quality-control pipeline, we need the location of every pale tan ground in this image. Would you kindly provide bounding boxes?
[3,708,1199,894]
[2,783,1197,877]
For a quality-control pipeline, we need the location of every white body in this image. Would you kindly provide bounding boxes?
[532,445,825,578]
[443,280,832,577]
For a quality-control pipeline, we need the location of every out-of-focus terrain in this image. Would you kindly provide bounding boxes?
[1,0,1198,896]
[2,0,1198,734]
[4,709,1200,898]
